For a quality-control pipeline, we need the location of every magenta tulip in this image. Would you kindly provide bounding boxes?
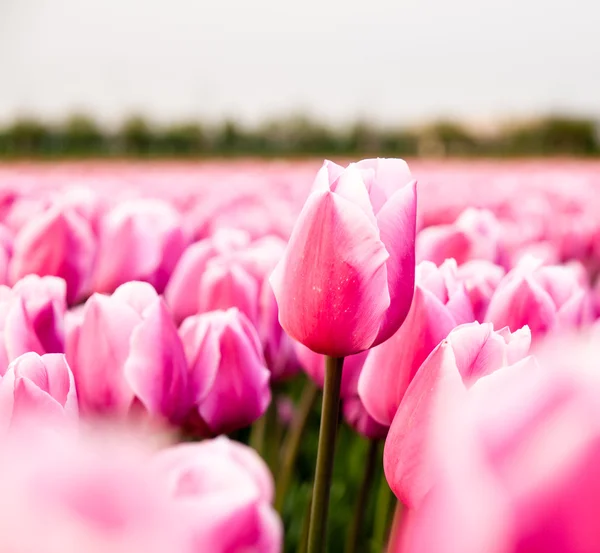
[0,352,78,433]
[358,259,475,427]
[94,199,187,294]
[9,206,95,304]
[384,322,531,508]
[455,260,506,321]
[152,437,282,553]
[485,256,593,336]
[270,158,417,357]
[179,308,271,435]
[66,281,189,424]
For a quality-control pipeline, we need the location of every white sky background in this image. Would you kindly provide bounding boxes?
[0,0,599,128]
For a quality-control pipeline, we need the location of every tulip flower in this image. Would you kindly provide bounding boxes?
[484,256,593,337]
[0,429,198,553]
[270,158,417,357]
[358,259,475,427]
[398,338,600,553]
[167,230,299,381]
[0,352,78,433]
[9,206,95,304]
[94,199,187,294]
[66,281,189,424]
[179,308,271,435]
[384,322,531,508]
[455,260,505,321]
[152,437,282,553]
[416,208,503,267]
[343,396,388,440]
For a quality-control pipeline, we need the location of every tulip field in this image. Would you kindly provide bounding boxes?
[0,157,599,553]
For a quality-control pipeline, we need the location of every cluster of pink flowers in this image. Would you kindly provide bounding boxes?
[0,157,599,552]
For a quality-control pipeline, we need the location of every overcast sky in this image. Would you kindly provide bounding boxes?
[0,0,598,127]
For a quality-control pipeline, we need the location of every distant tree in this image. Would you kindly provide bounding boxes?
[61,115,104,155]
[158,123,205,156]
[120,116,154,155]
[3,118,50,156]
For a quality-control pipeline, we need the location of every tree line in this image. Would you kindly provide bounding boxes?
[0,114,598,158]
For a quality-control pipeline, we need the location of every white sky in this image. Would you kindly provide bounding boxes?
[0,0,599,128]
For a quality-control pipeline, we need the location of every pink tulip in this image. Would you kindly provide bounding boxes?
[416,208,503,266]
[358,259,475,427]
[0,352,78,433]
[0,224,13,286]
[0,429,197,553]
[399,339,600,553]
[167,231,299,380]
[152,437,282,553]
[343,396,388,440]
[179,308,271,435]
[66,281,189,424]
[9,206,95,304]
[484,256,593,336]
[455,260,505,321]
[94,199,187,294]
[1,275,67,353]
[384,322,530,508]
[270,158,417,357]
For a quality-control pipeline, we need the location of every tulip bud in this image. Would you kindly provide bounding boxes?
[10,206,95,304]
[0,352,78,433]
[67,281,189,424]
[179,308,271,435]
[270,158,417,357]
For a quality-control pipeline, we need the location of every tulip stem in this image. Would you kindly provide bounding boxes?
[344,439,380,553]
[386,501,406,553]
[372,471,394,553]
[275,380,320,512]
[307,355,344,553]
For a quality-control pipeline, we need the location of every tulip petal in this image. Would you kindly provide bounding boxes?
[271,190,390,356]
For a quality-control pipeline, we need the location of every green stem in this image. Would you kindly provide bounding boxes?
[386,501,406,553]
[249,409,267,456]
[265,399,281,475]
[297,489,313,553]
[275,380,320,512]
[372,471,394,553]
[345,439,380,553]
[306,355,344,553]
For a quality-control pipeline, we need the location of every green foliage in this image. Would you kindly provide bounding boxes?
[0,113,598,158]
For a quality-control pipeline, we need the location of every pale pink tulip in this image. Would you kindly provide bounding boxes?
[0,352,78,433]
[66,281,189,424]
[416,208,503,266]
[358,259,475,427]
[10,206,95,304]
[399,339,600,553]
[270,158,417,357]
[152,437,282,553]
[94,199,187,294]
[179,308,271,435]
[167,231,299,380]
[384,322,531,507]
[0,429,197,553]
[485,256,593,336]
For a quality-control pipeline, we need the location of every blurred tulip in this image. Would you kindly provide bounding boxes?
[179,308,271,435]
[358,259,475,427]
[10,206,96,304]
[384,322,530,508]
[66,281,189,424]
[167,231,299,380]
[0,428,197,553]
[484,256,593,336]
[0,275,67,354]
[270,158,417,357]
[152,437,282,553]
[94,199,187,294]
[343,396,388,440]
[416,208,503,266]
[0,224,13,286]
[0,352,78,433]
[455,260,505,320]
[399,337,600,553]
